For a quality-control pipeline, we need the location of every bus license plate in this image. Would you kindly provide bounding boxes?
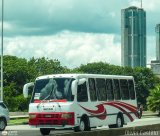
[45,114,52,118]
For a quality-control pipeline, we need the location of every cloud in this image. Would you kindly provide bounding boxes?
[2,0,131,36]
[2,0,159,37]
[4,31,121,68]
[128,0,160,10]
[0,0,159,68]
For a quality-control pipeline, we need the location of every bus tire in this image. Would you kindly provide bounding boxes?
[116,114,124,128]
[108,124,117,128]
[137,109,142,119]
[108,114,124,128]
[74,116,90,132]
[40,128,51,135]
[0,118,6,131]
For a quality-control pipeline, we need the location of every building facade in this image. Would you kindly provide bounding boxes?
[121,6,146,68]
[150,24,160,78]
[156,24,160,60]
[151,60,160,78]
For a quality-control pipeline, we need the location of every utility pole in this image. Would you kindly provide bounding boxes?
[141,0,142,8]
[1,0,4,101]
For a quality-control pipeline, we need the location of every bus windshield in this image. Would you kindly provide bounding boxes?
[31,78,74,103]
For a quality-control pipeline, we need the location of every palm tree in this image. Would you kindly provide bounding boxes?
[147,85,160,116]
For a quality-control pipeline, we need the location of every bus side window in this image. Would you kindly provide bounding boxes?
[113,79,121,100]
[128,80,135,99]
[120,79,129,100]
[96,78,107,101]
[89,78,97,101]
[106,79,114,101]
[77,82,88,102]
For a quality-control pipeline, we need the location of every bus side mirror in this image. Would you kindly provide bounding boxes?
[71,80,77,95]
[78,78,86,85]
[71,78,86,95]
[23,82,34,98]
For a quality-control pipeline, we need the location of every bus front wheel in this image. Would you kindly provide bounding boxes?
[40,128,51,135]
[0,118,6,131]
[74,116,90,132]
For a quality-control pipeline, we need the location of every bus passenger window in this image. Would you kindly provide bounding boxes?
[128,80,135,99]
[89,78,97,101]
[77,82,88,102]
[113,79,121,100]
[106,79,114,100]
[96,78,107,101]
[120,79,129,100]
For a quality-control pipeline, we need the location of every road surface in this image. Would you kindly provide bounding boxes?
[3,117,160,136]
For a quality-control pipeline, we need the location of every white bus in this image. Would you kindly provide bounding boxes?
[23,74,139,135]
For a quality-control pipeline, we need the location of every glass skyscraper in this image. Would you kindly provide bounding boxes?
[121,6,146,68]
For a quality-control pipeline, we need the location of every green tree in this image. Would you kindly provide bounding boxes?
[132,67,159,109]
[77,62,123,75]
[2,56,159,112]
[3,55,30,111]
[28,57,70,77]
[2,56,70,111]
[147,85,160,115]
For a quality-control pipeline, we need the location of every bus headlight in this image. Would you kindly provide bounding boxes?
[61,113,73,119]
[29,114,36,119]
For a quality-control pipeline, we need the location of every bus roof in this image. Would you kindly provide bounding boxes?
[36,74,134,80]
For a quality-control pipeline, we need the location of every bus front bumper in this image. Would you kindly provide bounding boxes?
[29,112,75,127]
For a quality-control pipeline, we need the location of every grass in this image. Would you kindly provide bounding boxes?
[8,118,28,125]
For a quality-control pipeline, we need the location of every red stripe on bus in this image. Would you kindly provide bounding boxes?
[80,104,107,120]
[117,101,137,109]
[104,102,134,121]
[112,102,138,117]
[80,104,106,115]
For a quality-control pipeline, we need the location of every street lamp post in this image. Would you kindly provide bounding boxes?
[1,0,4,101]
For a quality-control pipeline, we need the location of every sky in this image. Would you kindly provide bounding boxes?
[0,0,160,68]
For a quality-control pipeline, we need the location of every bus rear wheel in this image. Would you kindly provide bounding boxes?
[40,128,51,135]
[116,114,124,128]
[108,114,124,128]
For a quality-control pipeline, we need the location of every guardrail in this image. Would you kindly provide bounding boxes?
[9,112,28,120]
[10,115,28,120]
[9,112,28,116]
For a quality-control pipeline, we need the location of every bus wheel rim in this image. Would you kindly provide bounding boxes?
[117,117,122,127]
[0,120,5,130]
[80,121,85,131]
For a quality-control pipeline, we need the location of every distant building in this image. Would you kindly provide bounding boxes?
[156,24,160,60]
[151,60,160,78]
[151,24,160,78]
[121,6,146,68]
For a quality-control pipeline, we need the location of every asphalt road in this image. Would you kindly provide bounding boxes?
[3,117,160,136]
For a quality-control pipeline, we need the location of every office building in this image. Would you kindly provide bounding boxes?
[156,24,160,60]
[151,24,160,78]
[121,6,146,68]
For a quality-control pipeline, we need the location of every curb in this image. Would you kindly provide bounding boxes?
[54,124,160,136]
